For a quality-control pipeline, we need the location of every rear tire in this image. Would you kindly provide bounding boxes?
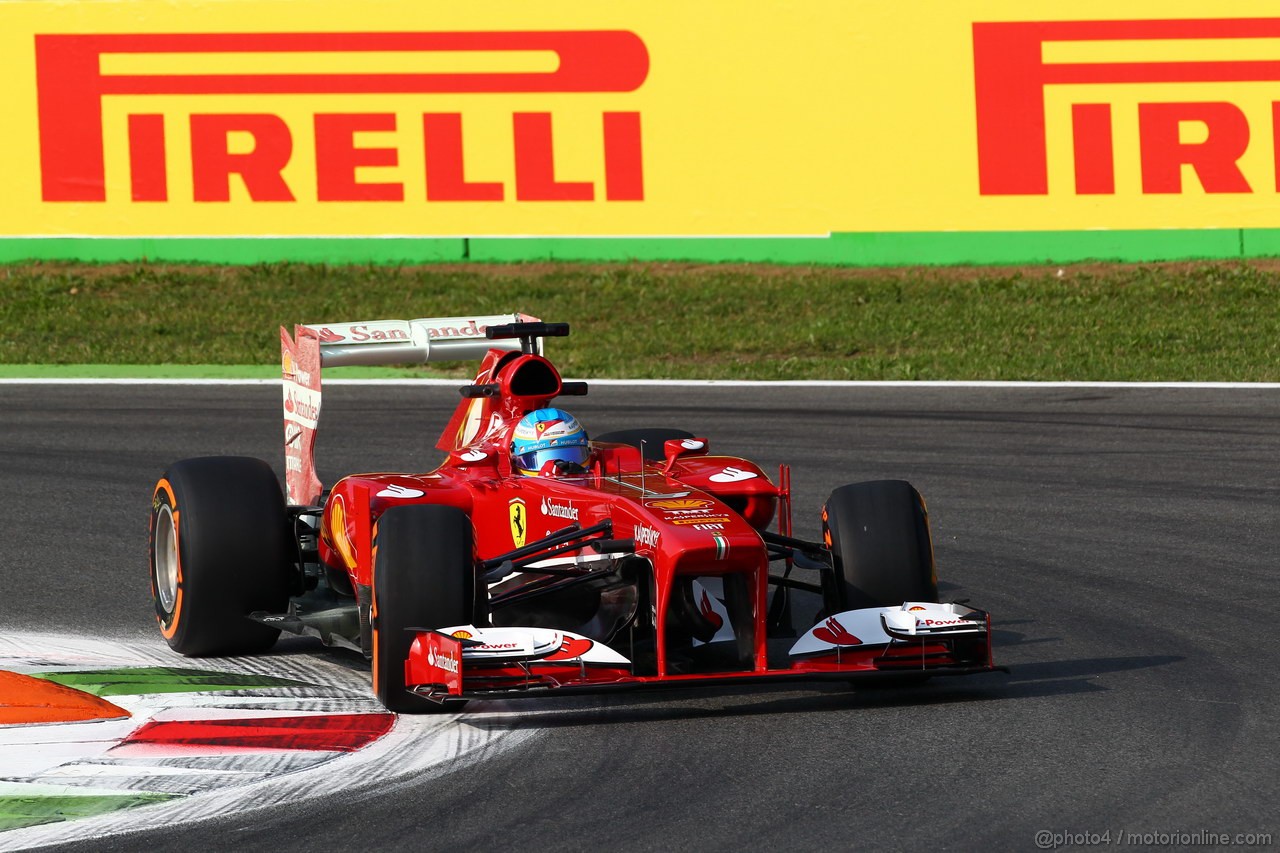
[594,428,695,461]
[149,456,291,656]
[371,504,474,713]
[822,480,938,613]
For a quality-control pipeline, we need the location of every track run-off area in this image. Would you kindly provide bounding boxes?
[1,381,1277,851]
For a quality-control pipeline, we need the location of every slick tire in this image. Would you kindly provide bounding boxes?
[594,428,695,461]
[822,480,938,613]
[149,456,292,656]
[371,504,474,713]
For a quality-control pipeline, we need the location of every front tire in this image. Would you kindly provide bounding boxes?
[149,456,291,656]
[371,504,475,713]
[822,479,938,613]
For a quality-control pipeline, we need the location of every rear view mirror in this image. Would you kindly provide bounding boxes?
[663,437,709,473]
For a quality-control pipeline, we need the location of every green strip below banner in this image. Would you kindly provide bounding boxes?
[0,237,465,265]
[0,230,1272,266]
[469,230,1251,265]
[0,792,178,832]
[34,667,315,697]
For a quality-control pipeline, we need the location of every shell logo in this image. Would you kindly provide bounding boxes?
[647,499,713,510]
[909,606,927,612]
[451,630,474,640]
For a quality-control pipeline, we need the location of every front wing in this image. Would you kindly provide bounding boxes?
[405,602,998,703]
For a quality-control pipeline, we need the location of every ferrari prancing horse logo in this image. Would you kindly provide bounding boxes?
[509,498,527,548]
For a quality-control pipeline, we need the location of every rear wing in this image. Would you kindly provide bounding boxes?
[281,313,535,505]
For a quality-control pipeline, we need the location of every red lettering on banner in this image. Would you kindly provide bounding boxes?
[1071,104,1114,195]
[315,113,404,202]
[1275,103,1280,191]
[603,111,644,200]
[33,31,649,203]
[514,113,594,201]
[191,114,296,202]
[973,18,1280,196]
[1138,102,1251,193]
[128,114,167,201]
[423,113,504,201]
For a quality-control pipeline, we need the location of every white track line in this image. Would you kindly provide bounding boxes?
[2,378,1280,388]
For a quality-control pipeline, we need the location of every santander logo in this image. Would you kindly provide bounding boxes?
[426,646,460,674]
[698,590,724,631]
[284,388,319,421]
[376,483,426,499]
[540,497,579,520]
[709,466,757,483]
[813,617,862,646]
[546,636,594,660]
[315,327,345,343]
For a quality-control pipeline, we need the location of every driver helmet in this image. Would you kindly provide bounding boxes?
[511,408,590,476]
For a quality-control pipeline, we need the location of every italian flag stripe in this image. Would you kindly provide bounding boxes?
[0,791,179,833]
[33,667,313,697]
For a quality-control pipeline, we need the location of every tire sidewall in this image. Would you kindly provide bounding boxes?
[371,504,475,713]
[150,478,183,637]
[822,479,938,612]
[148,457,291,656]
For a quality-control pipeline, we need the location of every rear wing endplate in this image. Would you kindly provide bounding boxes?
[280,313,534,505]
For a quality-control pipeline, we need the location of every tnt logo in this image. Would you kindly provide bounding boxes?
[34,31,648,203]
[973,18,1280,195]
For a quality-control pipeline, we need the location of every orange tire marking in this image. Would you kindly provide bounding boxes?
[154,479,185,641]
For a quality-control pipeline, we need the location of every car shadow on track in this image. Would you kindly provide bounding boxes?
[999,654,1183,698]
[470,653,1183,727]
[253,626,1182,723]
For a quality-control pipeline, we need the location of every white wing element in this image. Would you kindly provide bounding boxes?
[280,312,535,504]
[437,626,631,665]
[305,313,534,367]
[789,601,987,656]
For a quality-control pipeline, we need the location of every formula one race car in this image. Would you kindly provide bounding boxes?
[149,314,996,712]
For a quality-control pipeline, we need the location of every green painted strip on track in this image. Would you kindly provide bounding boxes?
[2,229,1279,266]
[0,792,179,832]
[34,667,315,697]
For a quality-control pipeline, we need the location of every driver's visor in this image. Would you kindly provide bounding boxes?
[515,444,591,473]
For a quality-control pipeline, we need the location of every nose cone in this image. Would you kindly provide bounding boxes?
[629,493,764,568]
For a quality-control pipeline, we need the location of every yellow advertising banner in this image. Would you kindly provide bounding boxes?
[4,1,1280,237]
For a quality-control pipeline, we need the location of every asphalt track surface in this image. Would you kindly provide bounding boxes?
[4,383,1278,852]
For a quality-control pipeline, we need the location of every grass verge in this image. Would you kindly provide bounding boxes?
[3,260,1279,380]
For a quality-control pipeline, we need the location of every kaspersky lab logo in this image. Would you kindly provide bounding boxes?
[34,31,648,203]
[974,18,1280,196]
